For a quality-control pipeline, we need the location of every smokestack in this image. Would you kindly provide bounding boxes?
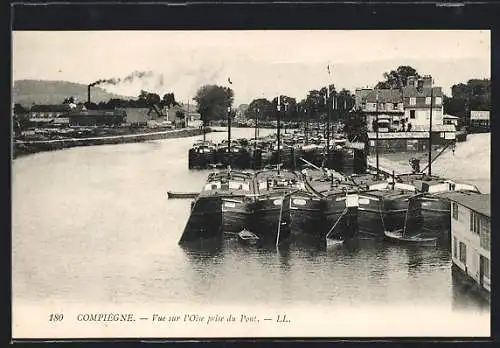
[88,85,91,105]
[423,75,433,88]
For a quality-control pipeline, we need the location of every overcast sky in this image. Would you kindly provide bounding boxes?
[12,30,490,105]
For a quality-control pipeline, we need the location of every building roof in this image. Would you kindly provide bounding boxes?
[402,86,443,98]
[30,104,71,112]
[363,89,402,103]
[440,192,490,218]
[412,124,456,132]
[116,107,154,123]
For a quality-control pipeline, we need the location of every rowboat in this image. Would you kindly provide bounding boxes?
[167,191,199,199]
[238,229,260,246]
[384,229,437,246]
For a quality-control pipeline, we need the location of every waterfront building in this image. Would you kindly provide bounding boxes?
[29,104,72,119]
[443,114,460,127]
[68,109,126,127]
[402,75,444,127]
[445,192,490,298]
[366,124,456,154]
[469,110,490,133]
[355,75,445,132]
[355,89,404,132]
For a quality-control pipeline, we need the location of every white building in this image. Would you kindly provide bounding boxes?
[444,192,490,297]
[402,75,444,128]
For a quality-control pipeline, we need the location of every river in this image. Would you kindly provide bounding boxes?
[12,127,490,338]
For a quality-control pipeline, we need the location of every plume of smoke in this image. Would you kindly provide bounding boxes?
[89,70,155,87]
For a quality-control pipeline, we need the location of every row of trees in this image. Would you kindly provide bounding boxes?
[444,79,491,121]
[242,86,356,123]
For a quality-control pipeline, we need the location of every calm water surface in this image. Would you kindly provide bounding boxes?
[12,128,489,314]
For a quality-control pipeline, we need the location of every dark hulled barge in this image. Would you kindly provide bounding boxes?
[247,169,303,245]
[178,169,254,244]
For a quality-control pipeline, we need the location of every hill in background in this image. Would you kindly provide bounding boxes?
[13,80,135,106]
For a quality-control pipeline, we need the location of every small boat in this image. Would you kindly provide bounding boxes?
[167,191,199,199]
[238,229,260,246]
[326,237,344,247]
[384,229,437,246]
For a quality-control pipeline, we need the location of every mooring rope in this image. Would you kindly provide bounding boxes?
[379,199,386,233]
[325,207,349,240]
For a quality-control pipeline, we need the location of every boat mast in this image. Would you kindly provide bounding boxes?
[326,87,331,169]
[227,105,232,167]
[305,107,309,145]
[255,107,259,146]
[202,111,206,142]
[277,95,281,175]
[428,82,433,176]
[375,89,380,179]
[227,77,233,168]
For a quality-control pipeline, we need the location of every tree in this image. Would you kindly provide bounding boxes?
[343,111,367,143]
[162,93,179,108]
[271,95,298,121]
[193,84,234,126]
[305,89,324,120]
[13,103,29,115]
[446,78,491,126]
[62,96,75,104]
[245,98,273,120]
[375,66,421,89]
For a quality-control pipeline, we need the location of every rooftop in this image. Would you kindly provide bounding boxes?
[402,86,443,98]
[440,192,490,218]
[363,89,403,103]
[30,104,71,112]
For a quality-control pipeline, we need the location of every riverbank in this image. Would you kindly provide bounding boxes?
[369,133,490,193]
[13,127,211,158]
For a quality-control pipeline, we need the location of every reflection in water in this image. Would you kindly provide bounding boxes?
[451,274,490,313]
[12,127,488,315]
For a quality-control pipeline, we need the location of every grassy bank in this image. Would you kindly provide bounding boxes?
[13,127,211,159]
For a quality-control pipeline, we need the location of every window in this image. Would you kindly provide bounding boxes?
[459,242,467,264]
[393,103,399,109]
[480,218,490,251]
[409,97,416,106]
[470,211,481,234]
[435,96,442,105]
[453,237,457,258]
[425,97,431,105]
[452,202,458,220]
[410,110,416,119]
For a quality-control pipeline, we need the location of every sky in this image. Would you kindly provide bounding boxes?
[12,30,490,106]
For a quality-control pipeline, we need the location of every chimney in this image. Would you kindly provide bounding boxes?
[417,79,424,91]
[423,75,432,88]
[407,76,416,87]
[87,85,91,105]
